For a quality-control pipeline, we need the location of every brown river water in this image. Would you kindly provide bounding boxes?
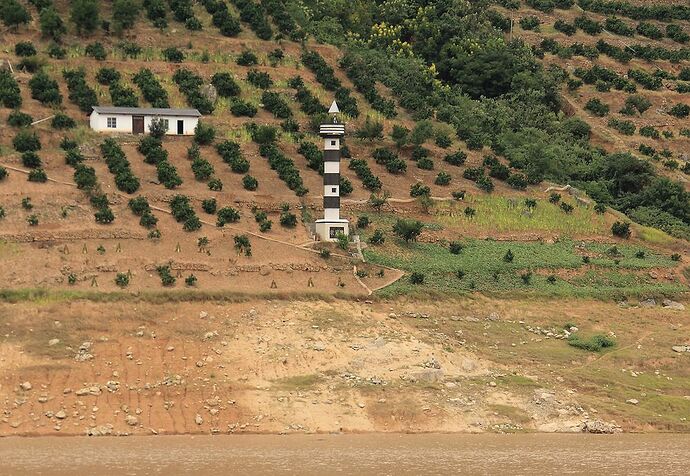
[0,433,688,475]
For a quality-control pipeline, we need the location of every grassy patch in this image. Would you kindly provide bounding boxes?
[567,333,616,352]
[434,195,606,235]
[363,238,686,298]
[488,404,533,424]
[273,374,323,390]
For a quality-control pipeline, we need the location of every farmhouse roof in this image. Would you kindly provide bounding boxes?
[92,106,202,117]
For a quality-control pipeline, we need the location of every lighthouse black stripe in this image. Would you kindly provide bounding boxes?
[323,150,340,162]
[323,173,339,185]
[323,196,340,209]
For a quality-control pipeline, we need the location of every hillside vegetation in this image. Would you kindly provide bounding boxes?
[0,0,688,299]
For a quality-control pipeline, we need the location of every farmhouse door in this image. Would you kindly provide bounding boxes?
[132,116,144,134]
[177,120,184,135]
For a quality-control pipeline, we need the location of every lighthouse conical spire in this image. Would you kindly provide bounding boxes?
[328,100,340,114]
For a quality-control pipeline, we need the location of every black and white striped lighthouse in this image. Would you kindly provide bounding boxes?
[315,101,349,241]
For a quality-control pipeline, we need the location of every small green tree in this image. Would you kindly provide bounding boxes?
[1,0,31,30]
[39,7,66,41]
[611,221,631,239]
[391,125,409,148]
[233,234,252,256]
[368,191,390,213]
[393,219,423,243]
[410,120,434,145]
[336,232,349,250]
[115,272,129,288]
[503,249,514,263]
[112,0,140,33]
[70,0,99,35]
[149,117,168,138]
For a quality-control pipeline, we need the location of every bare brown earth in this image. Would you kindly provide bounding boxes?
[0,297,688,437]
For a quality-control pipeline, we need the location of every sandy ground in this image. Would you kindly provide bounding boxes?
[0,297,688,437]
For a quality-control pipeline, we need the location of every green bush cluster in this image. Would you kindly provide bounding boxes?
[373,148,406,175]
[172,68,214,115]
[216,140,250,173]
[340,52,396,118]
[132,68,169,108]
[287,76,327,116]
[349,159,382,191]
[170,195,200,231]
[297,142,323,173]
[63,69,97,112]
[29,70,62,105]
[231,0,272,39]
[301,50,358,117]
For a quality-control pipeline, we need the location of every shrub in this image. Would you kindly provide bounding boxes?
[157,265,175,286]
[636,21,662,40]
[507,173,528,190]
[667,24,690,44]
[230,100,258,117]
[27,214,39,226]
[194,122,216,145]
[13,129,41,152]
[279,211,297,227]
[357,215,370,229]
[452,190,466,200]
[15,41,36,57]
[74,164,97,189]
[7,110,32,128]
[584,98,609,116]
[217,206,240,226]
[607,118,635,135]
[476,176,494,193]
[62,69,97,112]
[369,229,385,245]
[236,50,258,66]
[549,193,562,204]
[554,19,576,35]
[211,72,240,97]
[560,202,574,214]
[85,42,107,60]
[261,91,292,118]
[594,203,606,214]
[233,234,252,256]
[115,273,129,288]
[29,71,61,105]
[669,103,690,118]
[51,113,75,129]
[574,15,602,35]
[94,208,115,224]
[519,16,540,31]
[449,241,463,254]
[208,178,223,191]
[410,182,430,198]
[568,334,615,352]
[28,168,47,182]
[436,133,452,149]
[242,174,258,191]
[185,274,197,286]
[47,43,66,59]
[435,171,452,186]
[611,221,631,239]
[191,158,214,181]
[409,272,424,284]
[0,166,7,181]
[417,157,434,170]
[355,117,384,140]
[157,160,182,189]
[246,69,272,89]
[393,219,423,243]
[132,68,169,108]
[444,151,467,166]
[464,207,476,218]
[163,47,184,63]
[39,7,66,41]
[21,151,41,168]
[0,70,22,108]
[639,126,660,139]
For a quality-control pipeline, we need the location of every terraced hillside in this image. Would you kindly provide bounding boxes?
[0,0,687,299]
[0,0,689,438]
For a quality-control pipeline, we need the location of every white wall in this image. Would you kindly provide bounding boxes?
[89,112,133,133]
[89,112,198,135]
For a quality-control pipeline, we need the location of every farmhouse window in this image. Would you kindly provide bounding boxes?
[107,117,117,128]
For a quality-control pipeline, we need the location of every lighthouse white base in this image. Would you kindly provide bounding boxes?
[315,219,349,242]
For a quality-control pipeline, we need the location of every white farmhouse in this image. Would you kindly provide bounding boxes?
[89,107,201,135]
